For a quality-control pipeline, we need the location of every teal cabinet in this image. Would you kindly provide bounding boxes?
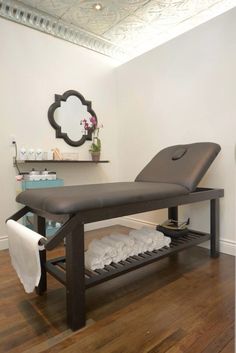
[21,178,64,190]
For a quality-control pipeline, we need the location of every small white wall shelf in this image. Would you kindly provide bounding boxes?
[14,159,109,165]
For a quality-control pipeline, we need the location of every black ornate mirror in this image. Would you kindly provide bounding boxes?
[48,90,97,147]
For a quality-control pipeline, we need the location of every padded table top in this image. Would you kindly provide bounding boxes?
[16,182,189,215]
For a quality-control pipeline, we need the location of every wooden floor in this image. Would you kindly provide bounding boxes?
[0,225,234,353]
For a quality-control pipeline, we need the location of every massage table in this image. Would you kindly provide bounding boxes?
[8,142,224,330]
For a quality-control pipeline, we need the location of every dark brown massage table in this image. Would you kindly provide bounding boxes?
[8,142,224,330]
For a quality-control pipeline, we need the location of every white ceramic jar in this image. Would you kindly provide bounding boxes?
[35,148,43,160]
[28,148,35,160]
[19,147,27,160]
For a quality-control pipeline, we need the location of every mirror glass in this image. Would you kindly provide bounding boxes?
[48,90,97,147]
[54,95,90,141]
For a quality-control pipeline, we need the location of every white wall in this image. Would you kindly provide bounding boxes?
[0,18,119,247]
[1,9,235,255]
[116,9,236,254]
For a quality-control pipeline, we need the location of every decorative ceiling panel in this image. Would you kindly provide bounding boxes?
[19,0,77,17]
[105,15,148,44]
[0,0,235,63]
[61,1,127,36]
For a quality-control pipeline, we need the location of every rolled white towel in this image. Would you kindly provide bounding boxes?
[142,228,165,248]
[110,233,135,247]
[101,236,126,263]
[148,230,164,250]
[163,235,171,247]
[85,250,104,271]
[130,242,145,256]
[88,239,115,265]
[110,233,135,258]
[89,239,116,257]
[110,232,142,257]
[85,229,171,271]
[102,235,124,251]
[129,228,155,252]
[131,237,148,254]
[130,228,170,253]
[129,228,153,245]
[149,230,171,249]
[151,228,171,248]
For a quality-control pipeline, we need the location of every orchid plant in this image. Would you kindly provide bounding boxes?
[80,116,103,153]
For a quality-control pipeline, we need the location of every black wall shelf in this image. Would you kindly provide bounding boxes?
[14,159,109,165]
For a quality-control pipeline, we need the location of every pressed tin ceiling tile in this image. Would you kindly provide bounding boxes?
[104,15,148,44]
[0,0,235,63]
[61,1,125,36]
[19,0,77,17]
[134,0,166,22]
[61,0,150,35]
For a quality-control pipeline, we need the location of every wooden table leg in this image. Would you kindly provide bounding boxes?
[168,206,178,221]
[210,198,220,258]
[168,206,179,261]
[66,223,86,331]
[35,215,47,295]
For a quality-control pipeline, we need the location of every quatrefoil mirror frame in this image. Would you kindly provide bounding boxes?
[48,90,97,147]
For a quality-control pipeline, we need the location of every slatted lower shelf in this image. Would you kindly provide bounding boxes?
[46,230,210,288]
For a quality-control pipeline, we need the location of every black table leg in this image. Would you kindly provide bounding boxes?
[168,206,179,260]
[66,223,86,331]
[210,198,220,258]
[35,215,47,295]
[168,206,178,221]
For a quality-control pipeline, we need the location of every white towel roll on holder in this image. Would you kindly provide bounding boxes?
[6,220,47,293]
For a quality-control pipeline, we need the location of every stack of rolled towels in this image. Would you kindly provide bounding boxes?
[85,227,171,271]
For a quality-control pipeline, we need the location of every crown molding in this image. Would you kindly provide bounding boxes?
[0,0,127,62]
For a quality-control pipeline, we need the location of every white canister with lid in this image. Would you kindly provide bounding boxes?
[41,168,49,175]
[41,169,49,179]
[29,169,40,180]
[35,149,43,160]
[28,148,35,160]
[19,147,27,161]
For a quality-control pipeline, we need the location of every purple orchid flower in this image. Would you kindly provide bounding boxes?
[90,116,97,127]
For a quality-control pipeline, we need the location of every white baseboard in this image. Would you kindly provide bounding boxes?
[0,236,8,251]
[198,239,236,256]
[84,218,122,232]
[119,216,156,230]
[119,216,236,256]
[1,217,235,256]
[219,239,236,256]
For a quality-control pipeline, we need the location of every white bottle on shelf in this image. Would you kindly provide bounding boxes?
[19,147,27,161]
[35,148,43,160]
[28,148,35,160]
